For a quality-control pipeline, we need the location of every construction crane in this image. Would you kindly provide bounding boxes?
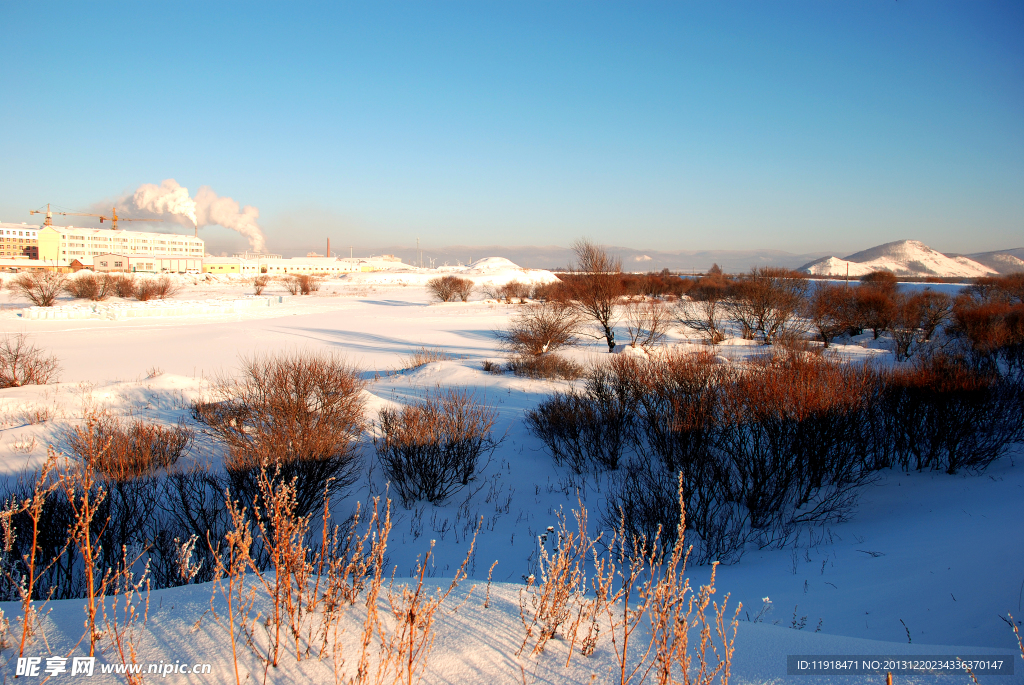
[30,203,162,230]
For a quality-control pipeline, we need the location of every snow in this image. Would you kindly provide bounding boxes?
[799,240,997,278]
[0,265,1021,683]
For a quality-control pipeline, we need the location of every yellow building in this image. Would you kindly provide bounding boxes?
[202,257,242,274]
[36,225,204,267]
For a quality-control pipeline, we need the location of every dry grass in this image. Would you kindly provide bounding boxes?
[403,346,458,369]
[506,354,584,380]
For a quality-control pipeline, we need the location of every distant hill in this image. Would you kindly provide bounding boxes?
[957,248,1024,274]
[336,245,832,274]
[798,239,1000,279]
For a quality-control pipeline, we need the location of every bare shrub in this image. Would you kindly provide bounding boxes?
[854,287,895,339]
[133,276,177,301]
[561,238,625,351]
[888,290,954,361]
[949,297,1024,374]
[63,413,192,481]
[192,352,366,517]
[506,354,584,380]
[496,280,530,303]
[10,271,67,307]
[253,275,270,295]
[284,274,321,295]
[860,270,898,295]
[496,302,580,357]
[526,367,630,472]
[64,272,111,301]
[624,298,669,348]
[107,273,137,298]
[0,334,60,388]
[427,275,473,302]
[374,388,500,506]
[875,355,1024,473]
[517,506,596,658]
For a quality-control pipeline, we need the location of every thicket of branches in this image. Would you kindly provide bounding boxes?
[427,275,474,302]
[374,388,501,506]
[528,348,1024,563]
[0,333,60,388]
[191,352,366,518]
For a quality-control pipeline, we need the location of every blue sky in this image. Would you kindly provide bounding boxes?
[1,1,1021,256]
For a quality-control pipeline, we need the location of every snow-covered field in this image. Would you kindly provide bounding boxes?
[0,268,1021,684]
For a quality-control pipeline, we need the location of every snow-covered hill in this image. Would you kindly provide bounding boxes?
[799,240,997,278]
[961,249,1024,275]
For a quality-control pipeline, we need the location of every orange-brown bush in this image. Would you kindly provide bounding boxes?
[624,298,670,348]
[494,280,531,303]
[107,273,137,298]
[252,274,270,295]
[10,271,67,307]
[193,352,366,517]
[806,283,857,347]
[427,275,473,302]
[0,334,60,388]
[872,355,1024,473]
[134,276,178,301]
[64,272,111,301]
[496,301,580,357]
[64,413,193,481]
[374,388,500,506]
[859,270,898,295]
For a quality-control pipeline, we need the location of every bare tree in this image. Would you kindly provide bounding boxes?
[496,302,581,357]
[806,282,854,348]
[10,271,67,307]
[563,238,624,352]
[0,334,60,388]
[728,267,809,344]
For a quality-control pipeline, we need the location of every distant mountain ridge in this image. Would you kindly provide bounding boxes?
[798,240,1023,278]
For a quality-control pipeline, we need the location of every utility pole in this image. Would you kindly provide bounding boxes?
[350,246,353,259]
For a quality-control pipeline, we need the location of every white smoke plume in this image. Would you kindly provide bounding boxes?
[126,179,266,252]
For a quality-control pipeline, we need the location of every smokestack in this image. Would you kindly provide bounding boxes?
[327,238,330,258]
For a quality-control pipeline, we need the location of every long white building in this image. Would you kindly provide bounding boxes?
[37,225,204,267]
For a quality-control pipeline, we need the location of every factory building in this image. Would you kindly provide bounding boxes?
[36,225,204,267]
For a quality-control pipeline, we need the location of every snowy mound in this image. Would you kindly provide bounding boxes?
[341,257,559,287]
[798,240,996,278]
[801,256,875,277]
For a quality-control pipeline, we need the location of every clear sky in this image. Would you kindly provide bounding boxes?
[1,1,1021,256]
